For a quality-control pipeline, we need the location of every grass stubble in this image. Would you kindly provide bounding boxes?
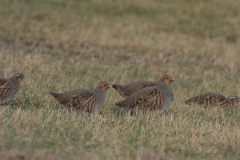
[0,0,240,159]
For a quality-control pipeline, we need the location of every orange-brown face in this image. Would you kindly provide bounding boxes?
[98,83,111,93]
[161,76,175,86]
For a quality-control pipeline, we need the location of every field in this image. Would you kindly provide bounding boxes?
[0,0,240,159]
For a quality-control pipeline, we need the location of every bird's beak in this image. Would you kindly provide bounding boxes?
[108,85,112,88]
[171,78,175,81]
[24,75,27,78]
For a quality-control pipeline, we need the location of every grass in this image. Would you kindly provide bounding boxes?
[0,0,240,159]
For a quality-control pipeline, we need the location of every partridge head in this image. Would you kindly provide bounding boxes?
[227,96,239,107]
[160,75,175,86]
[96,82,112,93]
[9,73,26,83]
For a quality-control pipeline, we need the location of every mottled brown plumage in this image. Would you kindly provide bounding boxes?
[185,93,239,108]
[112,79,160,98]
[116,75,175,113]
[50,82,111,114]
[0,73,26,104]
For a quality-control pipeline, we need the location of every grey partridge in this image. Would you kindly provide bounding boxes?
[185,93,239,108]
[50,82,111,114]
[116,75,175,113]
[0,73,26,104]
[113,78,162,98]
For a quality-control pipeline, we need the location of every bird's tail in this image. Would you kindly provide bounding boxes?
[50,92,59,98]
[116,101,124,107]
[112,84,120,90]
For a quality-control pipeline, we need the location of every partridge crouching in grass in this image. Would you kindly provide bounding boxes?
[116,75,175,113]
[0,73,26,104]
[185,93,239,108]
[50,82,111,114]
[112,78,165,98]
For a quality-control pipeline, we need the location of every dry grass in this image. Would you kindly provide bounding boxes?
[0,0,240,159]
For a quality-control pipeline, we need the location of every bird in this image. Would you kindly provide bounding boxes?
[50,82,111,114]
[0,73,26,104]
[184,93,239,108]
[112,78,163,98]
[116,75,175,113]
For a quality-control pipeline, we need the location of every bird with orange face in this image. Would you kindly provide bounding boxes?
[50,82,111,114]
[116,75,175,113]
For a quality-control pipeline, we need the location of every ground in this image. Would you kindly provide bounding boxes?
[0,0,240,159]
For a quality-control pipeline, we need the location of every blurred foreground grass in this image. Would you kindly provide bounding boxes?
[0,0,240,159]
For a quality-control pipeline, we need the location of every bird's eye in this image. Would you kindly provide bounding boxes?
[104,85,107,87]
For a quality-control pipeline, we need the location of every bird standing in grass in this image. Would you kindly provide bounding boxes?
[0,73,26,104]
[116,75,175,113]
[50,82,111,114]
[184,93,239,108]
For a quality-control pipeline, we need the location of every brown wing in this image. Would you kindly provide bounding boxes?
[207,94,226,105]
[0,78,11,101]
[133,82,156,93]
[116,87,159,108]
[136,89,159,105]
[136,89,166,111]
[50,89,83,106]
[67,90,96,113]
[113,81,157,98]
